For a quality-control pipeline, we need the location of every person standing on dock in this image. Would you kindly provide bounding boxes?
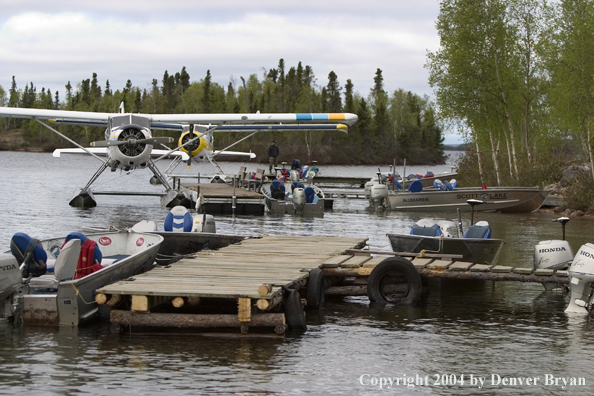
[268,140,279,173]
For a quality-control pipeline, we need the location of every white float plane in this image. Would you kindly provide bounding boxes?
[0,106,357,207]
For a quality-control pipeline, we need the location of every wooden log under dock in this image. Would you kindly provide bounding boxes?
[110,310,285,329]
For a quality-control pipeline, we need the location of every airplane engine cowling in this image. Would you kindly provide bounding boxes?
[117,126,148,157]
[179,131,209,158]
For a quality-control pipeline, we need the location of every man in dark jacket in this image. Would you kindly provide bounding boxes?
[268,140,279,173]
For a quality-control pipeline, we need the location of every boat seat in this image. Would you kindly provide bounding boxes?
[291,181,305,192]
[64,232,102,264]
[394,179,402,190]
[164,206,193,232]
[28,239,81,289]
[411,224,442,237]
[408,180,423,193]
[464,224,492,239]
[55,239,82,281]
[304,186,316,203]
[270,180,286,200]
[444,181,454,191]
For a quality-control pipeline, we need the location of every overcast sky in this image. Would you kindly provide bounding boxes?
[0,1,460,142]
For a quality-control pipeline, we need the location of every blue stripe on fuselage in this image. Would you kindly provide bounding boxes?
[296,113,331,121]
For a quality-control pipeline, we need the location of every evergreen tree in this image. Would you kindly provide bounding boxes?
[9,77,19,108]
[344,79,354,113]
[326,71,342,112]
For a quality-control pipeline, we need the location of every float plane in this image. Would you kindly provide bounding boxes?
[0,106,357,208]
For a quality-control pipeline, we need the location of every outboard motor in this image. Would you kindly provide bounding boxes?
[0,253,22,301]
[437,220,459,238]
[566,243,594,314]
[534,217,573,270]
[10,233,48,278]
[534,240,573,270]
[369,183,388,206]
[192,213,216,233]
[293,187,306,212]
[290,170,301,182]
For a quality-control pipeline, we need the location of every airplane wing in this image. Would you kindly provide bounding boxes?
[150,149,190,160]
[53,148,108,157]
[150,113,358,126]
[0,107,358,127]
[212,151,257,159]
[53,147,189,160]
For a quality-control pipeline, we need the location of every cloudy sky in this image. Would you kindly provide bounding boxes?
[1,1,457,141]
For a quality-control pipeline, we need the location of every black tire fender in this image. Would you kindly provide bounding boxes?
[367,257,423,305]
[306,268,325,310]
[284,289,307,331]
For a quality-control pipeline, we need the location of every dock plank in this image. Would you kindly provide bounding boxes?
[448,262,474,271]
[340,256,372,268]
[412,258,433,269]
[469,264,493,272]
[427,260,452,270]
[362,256,389,267]
[491,266,513,273]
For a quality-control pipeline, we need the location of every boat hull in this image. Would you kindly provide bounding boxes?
[383,187,550,212]
[153,231,244,259]
[6,231,163,326]
[387,233,505,265]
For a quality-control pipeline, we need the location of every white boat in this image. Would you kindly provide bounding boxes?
[1,230,163,326]
[382,183,550,212]
[387,219,505,265]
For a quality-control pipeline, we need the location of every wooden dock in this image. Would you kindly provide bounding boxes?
[96,235,367,335]
[94,236,570,335]
[183,182,267,215]
[321,249,569,296]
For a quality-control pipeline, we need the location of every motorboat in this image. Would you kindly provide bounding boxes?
[1,230,163,326]
[381,180,549,212]
[387,217,505,265]
[260,177,325,216]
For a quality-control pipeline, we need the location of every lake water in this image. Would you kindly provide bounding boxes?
[1,151,594,395]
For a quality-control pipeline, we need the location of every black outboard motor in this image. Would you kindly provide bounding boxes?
[10,233,48,278]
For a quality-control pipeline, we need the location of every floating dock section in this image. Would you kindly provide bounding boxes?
[96,235,366,335]
[183,183,266,215]
[322,249,569,297]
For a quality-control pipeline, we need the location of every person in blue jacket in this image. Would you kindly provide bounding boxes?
[268,140,279,173]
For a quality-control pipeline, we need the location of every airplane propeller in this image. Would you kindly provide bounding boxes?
[186,124,194,168]
[90,137,174,147]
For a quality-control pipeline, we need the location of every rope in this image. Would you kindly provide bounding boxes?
[418,234,445,257]
[68,282,96,305]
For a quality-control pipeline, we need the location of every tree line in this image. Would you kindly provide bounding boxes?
[427,0,594,195]
[0,60,446,165]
